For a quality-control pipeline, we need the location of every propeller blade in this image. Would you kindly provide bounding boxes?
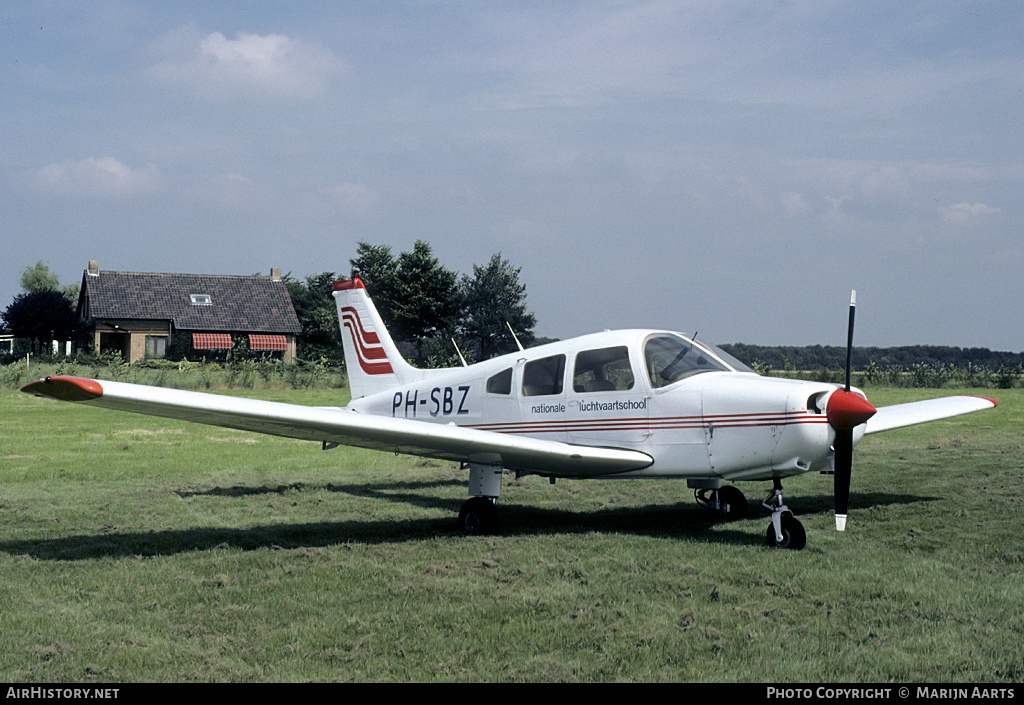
[834,427,853,531]
[845,290,856,392]
[827,390,874,532]
[830,290,874,532]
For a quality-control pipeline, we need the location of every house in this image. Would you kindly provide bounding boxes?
[77,261,302,363]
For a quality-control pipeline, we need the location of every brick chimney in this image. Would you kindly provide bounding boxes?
[271,267,281,281]
[88,260,99,276]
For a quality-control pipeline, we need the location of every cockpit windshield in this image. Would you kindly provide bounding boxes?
[643,334,752,388]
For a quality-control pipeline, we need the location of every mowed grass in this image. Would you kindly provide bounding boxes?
[1,386,1021,682]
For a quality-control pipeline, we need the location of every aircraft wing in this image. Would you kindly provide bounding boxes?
[21,376,653,477]
[864,395,997,435]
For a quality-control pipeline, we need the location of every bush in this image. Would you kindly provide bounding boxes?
[0,362,27,388]
[995,364,1021,390]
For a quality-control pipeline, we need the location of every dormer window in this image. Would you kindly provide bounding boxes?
[190,294,212,305]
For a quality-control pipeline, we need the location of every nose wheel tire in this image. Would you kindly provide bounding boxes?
[766,513,806,550]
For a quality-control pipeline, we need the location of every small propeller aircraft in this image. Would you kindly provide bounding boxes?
[22,277,996,549]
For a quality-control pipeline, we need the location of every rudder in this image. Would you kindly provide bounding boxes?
[333,274,416,399]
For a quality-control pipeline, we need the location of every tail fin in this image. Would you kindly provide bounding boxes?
[333,274,418,399]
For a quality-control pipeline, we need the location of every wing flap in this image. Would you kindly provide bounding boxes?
[21,376,652,477]
[864,395,997,435]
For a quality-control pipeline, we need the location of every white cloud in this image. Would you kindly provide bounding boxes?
[938,202,1001,225]
[729,175,768,209]
[312,182,379,218]
[152,28,344,100]
[26,157,162,198]
[781,191,808,216]
[860,165,912,205]
[203,172,264,210]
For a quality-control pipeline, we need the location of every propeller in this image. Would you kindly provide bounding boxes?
[826,291,877,531]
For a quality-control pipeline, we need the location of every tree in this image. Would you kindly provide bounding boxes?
[19,260,79,303]
[286,272,342,361]
[20,261,61,293]
[351,240,462,366]
[349,241,400,330]
[2,290,87,355]
[460,253,536,360]
[392,241,461,345]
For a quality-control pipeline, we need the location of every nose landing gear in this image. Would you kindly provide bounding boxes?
[762,478,806,550]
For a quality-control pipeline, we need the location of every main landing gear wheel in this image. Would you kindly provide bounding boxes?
[715,486,748,521]
[765,513,806,550]
[459,497,499,535]
[696,486,748,521]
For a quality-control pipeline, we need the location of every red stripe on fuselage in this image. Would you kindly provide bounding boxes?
[462,411,828,435]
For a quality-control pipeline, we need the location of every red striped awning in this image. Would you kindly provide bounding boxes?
[192,333,232,350]
[249,334,287,351]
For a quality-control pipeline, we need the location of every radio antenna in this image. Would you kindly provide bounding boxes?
[506,322,525,351]
[451,338,468,367]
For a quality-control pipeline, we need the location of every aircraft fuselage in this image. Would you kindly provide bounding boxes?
[347,329,857,483]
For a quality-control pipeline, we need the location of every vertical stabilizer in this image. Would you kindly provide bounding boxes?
[333,274,417,399]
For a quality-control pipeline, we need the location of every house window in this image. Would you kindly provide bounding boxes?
[146,335,168,359]
[190,294,212,305]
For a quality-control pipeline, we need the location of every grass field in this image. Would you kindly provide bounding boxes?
[1,385,1021,682]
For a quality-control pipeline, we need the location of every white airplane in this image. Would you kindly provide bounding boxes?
[22,277,997,549]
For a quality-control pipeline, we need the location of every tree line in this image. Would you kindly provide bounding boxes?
[5,257,1023,391]
[719,343,1024,388]
[720,343,1024,373]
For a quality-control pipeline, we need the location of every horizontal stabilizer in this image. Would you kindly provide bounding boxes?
[865,395,997,435]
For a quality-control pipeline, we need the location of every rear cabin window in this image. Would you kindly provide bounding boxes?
[573,346,635,392]
[522,354,565,396]
[486,368,513,395]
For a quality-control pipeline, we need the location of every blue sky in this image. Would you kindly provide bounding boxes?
[3,1,1021,351]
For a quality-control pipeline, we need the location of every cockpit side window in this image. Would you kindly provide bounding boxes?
[573,346,634,392]
[486,368,513,395]
[644,334,730,388]
[522,354,565,396]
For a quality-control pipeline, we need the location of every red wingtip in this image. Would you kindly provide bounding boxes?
[826,389,877,430]
[21,376,104,402]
